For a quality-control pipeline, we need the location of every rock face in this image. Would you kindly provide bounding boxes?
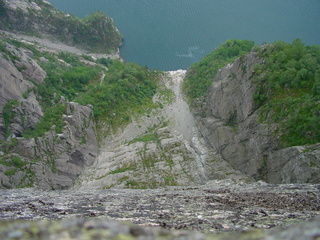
[0,41,98,190]
[12,102,98,190]
[77,71,248,190]
[0,0,122,53]
[0,42,44,140]
[193,52,320,183]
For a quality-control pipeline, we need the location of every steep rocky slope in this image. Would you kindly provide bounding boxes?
[76,70,247,190]
[191,49,320,184]
[0,39,98,189]
[0,0,122,53]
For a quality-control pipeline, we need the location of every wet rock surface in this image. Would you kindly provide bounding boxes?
[0,180,319,233]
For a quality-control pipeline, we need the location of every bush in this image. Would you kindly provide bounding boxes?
[23,104,67,138]
[254,39,320,146]
[2,100,19,138]
[76,61,160,129]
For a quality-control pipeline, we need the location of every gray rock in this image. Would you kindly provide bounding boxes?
[267,144,320,184]
[0,181,318,233]
[12,102,98,190]
[193,52,320,183]
[9,93,43,137]
[0,42,45,139]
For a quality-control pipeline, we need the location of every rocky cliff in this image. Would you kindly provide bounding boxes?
[192,50,320,184]
[0,0,122,53]
[0,38,98,189]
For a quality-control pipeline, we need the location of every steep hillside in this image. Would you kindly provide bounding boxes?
[185,40,320,183]
[76,70,247,190]
[0,0,122,53]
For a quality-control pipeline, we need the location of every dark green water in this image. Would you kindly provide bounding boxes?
[49,0,320,70]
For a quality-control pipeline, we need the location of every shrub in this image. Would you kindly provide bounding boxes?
[254,39,320,146]
[2,100,19,138]
[23,104,67,138]
[76,61,160,130]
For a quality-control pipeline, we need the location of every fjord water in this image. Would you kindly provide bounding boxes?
[49,0,320,70]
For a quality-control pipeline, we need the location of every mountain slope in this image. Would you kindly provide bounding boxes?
[0,0,122,53]
[186,40,320,183]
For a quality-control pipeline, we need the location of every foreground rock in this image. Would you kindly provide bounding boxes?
[0,180,319,233]
[0,216,320,240]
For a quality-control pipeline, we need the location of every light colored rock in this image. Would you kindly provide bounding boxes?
[4,0,42,13]
[76,71,249,190]
[268,144,320,183]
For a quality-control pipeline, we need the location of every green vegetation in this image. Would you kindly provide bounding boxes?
[128,133,159,145]
[96,57,113,67]
[109,163,136,175]
[23,104,67,138]
[183,40,255,102]
[0,40,20,61]
[2,100,19,138]
[0,138,17,154]
[1,37,160,139]
[0,2,121,53]
[0,156,26,168]
[76,61,160,132]
[4,169,17,176]
[254,39,320,147]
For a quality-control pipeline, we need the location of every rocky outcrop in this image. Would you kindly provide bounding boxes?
[77,71,248,190]
[193,52,320,183]
[0,102,98,189]
[0,41,45,140]
[0,0,122,53]
[267,144,320,184]
[0,40,98,190]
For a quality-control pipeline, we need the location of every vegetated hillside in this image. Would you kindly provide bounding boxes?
[254,40,320,147]
[0,35,161,189]
[183,39,255,102]
[185,39,320,183]
[0,0,122,53]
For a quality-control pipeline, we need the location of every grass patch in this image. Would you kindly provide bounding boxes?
[128,133,159,145]
[2,100,19,138]
[76,60,161,134]
[4,168,17,176]
[109,164,136,174]
[23,104,67,138]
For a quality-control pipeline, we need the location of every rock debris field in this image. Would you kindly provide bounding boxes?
[0,180,319,234]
